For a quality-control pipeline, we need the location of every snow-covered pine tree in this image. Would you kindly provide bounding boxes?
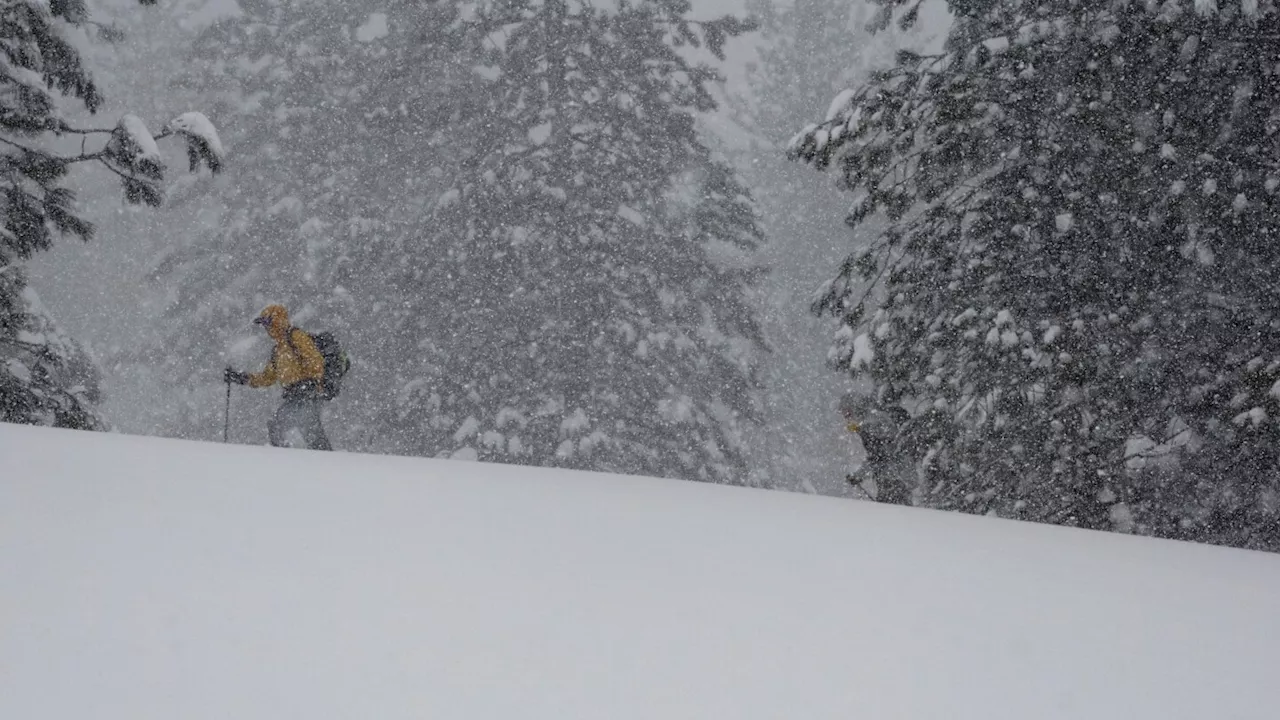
[138,0,482,447]
[791,0,1280,549]
[0,0,220,430]
[742,0,895,142]
[390,0,767,483]
[719,0,907,493]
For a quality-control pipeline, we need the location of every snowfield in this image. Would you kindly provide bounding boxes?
[3,422,1279,719]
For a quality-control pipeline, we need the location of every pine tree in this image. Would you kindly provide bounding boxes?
[137,0,481,447]
[389,0,767,483]
[0,0,220,430]
[720,0,905,493]
[791,0,1280,549]
[742,0,898,142]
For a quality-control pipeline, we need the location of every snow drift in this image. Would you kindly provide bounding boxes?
[2,422,1279,719]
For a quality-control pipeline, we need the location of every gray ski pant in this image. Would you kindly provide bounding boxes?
[268,382,332,451]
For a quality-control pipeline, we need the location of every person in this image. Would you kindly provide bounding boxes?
[840,392,913,504]
[225,304,332,450]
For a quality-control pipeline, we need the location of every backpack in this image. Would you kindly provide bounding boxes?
[287,328,350,400]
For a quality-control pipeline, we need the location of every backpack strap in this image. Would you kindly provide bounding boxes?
[283,326,324,392]
[283,326,299,354]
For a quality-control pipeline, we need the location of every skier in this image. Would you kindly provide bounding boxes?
[224,304,332,450]
[840,392,914,504]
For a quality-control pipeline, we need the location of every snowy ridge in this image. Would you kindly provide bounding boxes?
[3,423,1279,719]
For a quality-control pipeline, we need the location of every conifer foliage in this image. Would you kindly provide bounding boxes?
[391,0,766,483]
[791,0,1280,548]
[140,0,484,447]
[141,0,766,481]
[722,0,899,491]
[1,0,220,429]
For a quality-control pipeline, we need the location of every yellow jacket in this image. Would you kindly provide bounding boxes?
[248,305,325,389]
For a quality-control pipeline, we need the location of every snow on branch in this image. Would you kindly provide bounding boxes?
[1193,0,1219,15]
[825,89,857,123]
[105,114,163,180]
[164,112,225,174]
[77,112,225,206]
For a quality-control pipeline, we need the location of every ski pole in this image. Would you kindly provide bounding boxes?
[224,378,232,443]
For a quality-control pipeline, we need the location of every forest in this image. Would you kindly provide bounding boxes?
[4,0,1278,552]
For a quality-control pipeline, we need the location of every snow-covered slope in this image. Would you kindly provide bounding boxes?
[3,423,1279,720]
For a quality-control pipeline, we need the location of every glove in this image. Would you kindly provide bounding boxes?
[224,368,249,385]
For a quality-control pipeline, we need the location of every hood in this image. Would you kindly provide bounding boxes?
[257,304,291,341]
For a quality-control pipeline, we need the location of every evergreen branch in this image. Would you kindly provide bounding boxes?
[0,135,107,164]
[67,148,108,163]
[56,122,175,141]
[838,241,895,325]
[1119,424,1194,465]
[55,125,116,136]
[0,336,57,354]
[96,157,134,181]
[0,135,40,156]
